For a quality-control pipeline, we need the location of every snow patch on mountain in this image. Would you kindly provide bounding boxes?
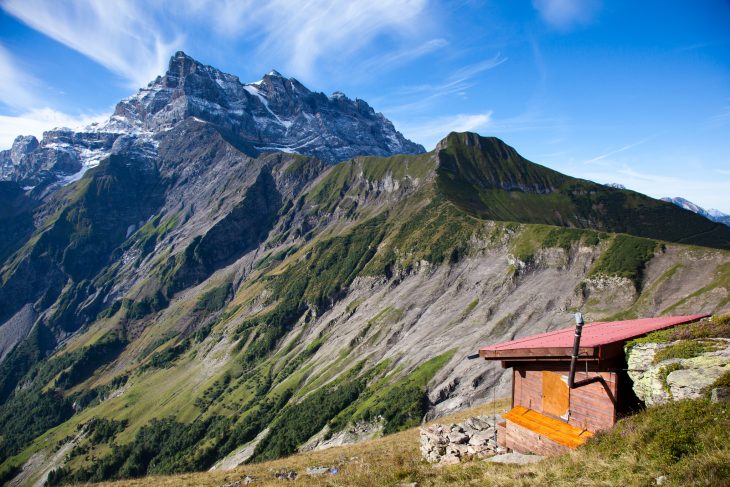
[662,197,730,227]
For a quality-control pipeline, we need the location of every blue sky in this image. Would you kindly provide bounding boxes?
[1,0,729,212]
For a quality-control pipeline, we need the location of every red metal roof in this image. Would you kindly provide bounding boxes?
[479,314,709,360]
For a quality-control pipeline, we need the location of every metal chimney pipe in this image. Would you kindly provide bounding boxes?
[568,312,584,389]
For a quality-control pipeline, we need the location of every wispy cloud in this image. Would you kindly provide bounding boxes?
[0,44,40,109]
[0,108,107,149]
[582,137,652,165]
[2,0,433,88]
[398,55,507,97]
[380,54,507,114]
[395,111,493,150]
[3,0,181,89]
[186,0,433,81]
[533,0,601,31]
[246,0,430,81]
[357,38,448,77]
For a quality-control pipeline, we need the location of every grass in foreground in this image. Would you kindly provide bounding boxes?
[78,395,730,487]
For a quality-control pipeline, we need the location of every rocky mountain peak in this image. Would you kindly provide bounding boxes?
[166,50,205,80]
[1,52,424,187]
[10,135,39,165]
[107,52,424,162]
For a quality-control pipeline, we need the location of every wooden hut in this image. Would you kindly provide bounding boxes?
[479,314,708,456]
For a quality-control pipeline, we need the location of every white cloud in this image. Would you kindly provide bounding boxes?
[0,108,108,149]
[3,0,432,88]
[395,112,493,150]
[357,38,448,77]
[2,0,181,88]
[0,44,40,109]
[533,0,601,30]
[200,0,431,82]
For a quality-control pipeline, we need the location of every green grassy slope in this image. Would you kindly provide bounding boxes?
[436,132,730,249]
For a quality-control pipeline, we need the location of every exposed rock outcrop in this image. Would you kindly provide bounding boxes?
[627,338,730,405]
[299,420,383,452]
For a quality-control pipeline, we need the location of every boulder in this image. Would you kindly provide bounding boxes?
[627,338,730,406]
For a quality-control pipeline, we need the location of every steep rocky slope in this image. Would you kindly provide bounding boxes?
[0,57,729,485]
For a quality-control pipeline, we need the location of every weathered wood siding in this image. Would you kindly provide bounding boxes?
[512,363,618,433]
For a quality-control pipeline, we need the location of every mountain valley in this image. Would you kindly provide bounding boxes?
[0,53,729,486]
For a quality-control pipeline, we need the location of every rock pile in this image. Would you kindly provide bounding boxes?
[420,416,506,464]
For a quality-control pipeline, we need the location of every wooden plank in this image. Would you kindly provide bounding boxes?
[510,365,619,432]
[568,374,617,431]
[515,369,542,411]
[503,406,593,450]
[481,346,597,359]
[505,420,571,456]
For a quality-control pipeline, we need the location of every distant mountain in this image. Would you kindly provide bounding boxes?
[661,197,730,227]
[0,51,423,189]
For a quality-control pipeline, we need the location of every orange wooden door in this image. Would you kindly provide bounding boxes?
[542,371,569,418]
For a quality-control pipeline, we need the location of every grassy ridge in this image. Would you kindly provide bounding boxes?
[436,132,730,250]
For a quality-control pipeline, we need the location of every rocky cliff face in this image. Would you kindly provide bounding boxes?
[111,52,423,162]
[0,52,423,189]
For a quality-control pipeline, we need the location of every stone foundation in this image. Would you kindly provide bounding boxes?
[419,416,506,464]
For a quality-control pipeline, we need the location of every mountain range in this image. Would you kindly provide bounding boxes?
[0,53,729,486]
[0,51,422,189]
[661,196,730,226]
